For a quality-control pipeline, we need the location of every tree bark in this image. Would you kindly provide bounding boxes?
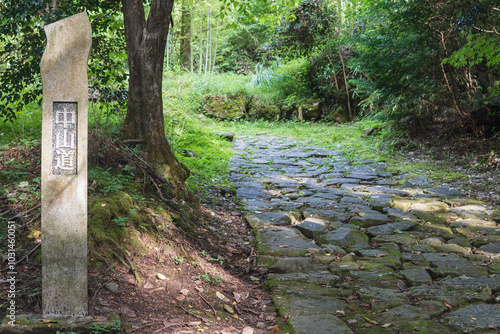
[121,0,189,182]
[179,0,192,70]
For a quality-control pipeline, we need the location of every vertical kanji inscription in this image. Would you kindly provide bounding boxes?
[52,102,77,175]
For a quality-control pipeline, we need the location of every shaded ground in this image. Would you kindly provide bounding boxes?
[0,144,277,334]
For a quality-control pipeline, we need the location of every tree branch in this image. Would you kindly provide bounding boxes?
[473,25,500,36]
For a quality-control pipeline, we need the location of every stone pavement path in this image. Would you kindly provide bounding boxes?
[229,135,500,334]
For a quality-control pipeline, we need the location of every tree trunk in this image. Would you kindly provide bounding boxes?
[121,0,189,182]
[179,0,192,70]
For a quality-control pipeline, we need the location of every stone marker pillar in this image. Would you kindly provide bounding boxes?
[41,12,91,316]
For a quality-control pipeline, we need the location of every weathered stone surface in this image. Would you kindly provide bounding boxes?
[355,249,388,258]
[323,178,360,186]
[442,304,500,332]
[440,276,500,291]
[41,12,91,316]
[288,315,354,334]
[202,94,245,119]
[236,187,272,200]
[257,256,326,273]
[245,212,295,229]
[410,201,450,213]
[365,186,411,197]
[267,272,341,286]
[425,186,463,197]
[303,208,350,222]
[369,194,393,212]
[372,234,418,245]
[295,218,328,239]
[400,268,433,286]
[357,286,408,311]
[382,300,447,320]
[255,226,320,256]
[479,241,500,257]
[450,205,494,219]
[321,228,369,247]
[422,253,489,277]
[213,131,234,141]
[365,221,417,236]
[384,207,418,221]
[434,243,470,255]
[273,291,347,317]
[349,212,392,227]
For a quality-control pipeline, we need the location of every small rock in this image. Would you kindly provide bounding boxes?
[104,282,119,293]
[157,273,167,280]
[121,306,137,318]
[420,237,444,246]
[180,288,189,295]
[214,131,234,142]
[143,282,154,289]
[241,327,254,334]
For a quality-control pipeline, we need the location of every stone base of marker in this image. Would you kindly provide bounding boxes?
[0,314,120,334]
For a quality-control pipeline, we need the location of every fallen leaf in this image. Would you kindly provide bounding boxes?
[188,321,202,326]
[180,288,189,295]
[157,273,167,280]
[271,325,279,332]
[347,319,357,325]
[359,212,365,216]
[233,314,239,319]
[224,305,234,314]
[444,301,452,311]
[363,323,372,327]
[488,324,498,330]
[40,319,58,324]
[363,316,379,325]
[278,244,289,248]
[216,291,228,301]
[381,323,392,328]
[28,230,41,239]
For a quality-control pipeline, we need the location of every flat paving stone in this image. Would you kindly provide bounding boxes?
[257,256,326,274]
[289,315,354,334]
[365,221,418,236]
[295,218,328,239]
[321,227,369,247]
[349,212,392,227]
[236,187,272,200]
[422,253,489,277]
[442,304,500,332]
[400,267,433,286]
[245,212,296,229]
[303,208,350,222]
[255,226,320,256]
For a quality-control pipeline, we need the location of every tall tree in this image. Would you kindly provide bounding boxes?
[121,0,189,182]
[179,0,192,70]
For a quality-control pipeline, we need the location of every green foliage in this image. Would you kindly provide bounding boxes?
[0,1,127,122]
[270,0,337,57]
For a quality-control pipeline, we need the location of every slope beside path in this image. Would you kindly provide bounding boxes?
[230,135,500,334]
